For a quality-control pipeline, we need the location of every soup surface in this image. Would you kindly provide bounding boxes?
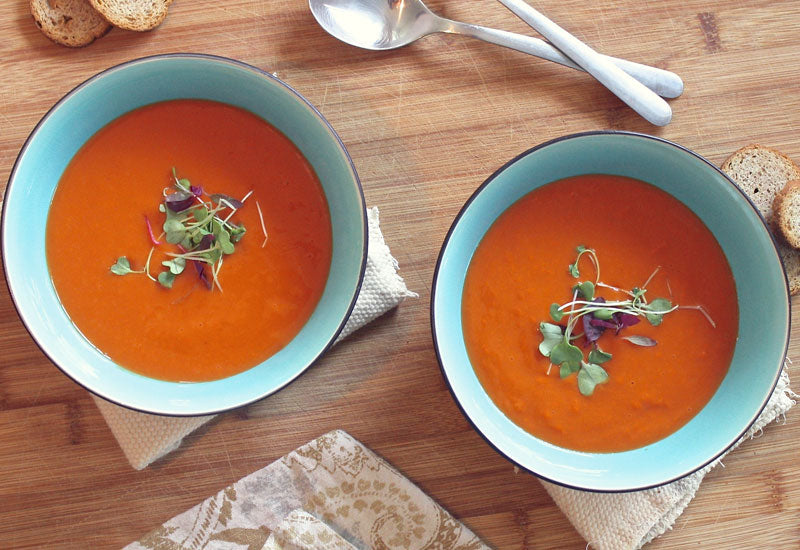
[46,99,332,382]
[462,175,738,452]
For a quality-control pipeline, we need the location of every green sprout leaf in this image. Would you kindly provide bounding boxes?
[110,256,134,275]
[229,223,246,243]
[549,303,565,322]
[560,361,581,379]
[568,262,580,278]
[647,297,673,312]
[191,206,210,225]
[162,257,186,275]
[593,308,614,320]
[202,246,222,265]
[588,349,612,364]
[157,270,176,288]
[574,281,595,300]
[171,167,191,191]
[163,218,187,244]
[538,322,564,357]
[191,230,207,245]
[217,228,235,255]
[645,297,673,326]
[550,340,583,375]
[577,363,609,396]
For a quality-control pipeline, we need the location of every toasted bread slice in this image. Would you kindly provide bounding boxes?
[774,180,800,249]
[30,0,112,47]
[89,0,172,31]
[721,144,800,222]
[721,144,800,295]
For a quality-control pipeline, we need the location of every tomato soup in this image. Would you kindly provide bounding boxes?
[46,99,332,382]
[462,175,738,452]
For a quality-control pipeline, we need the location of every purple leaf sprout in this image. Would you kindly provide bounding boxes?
[583,297,642,346]
[193,260,212,289]
[165,189,195,212]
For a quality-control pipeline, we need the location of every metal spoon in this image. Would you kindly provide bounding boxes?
[308,0,683,100]
[496,0,671,125]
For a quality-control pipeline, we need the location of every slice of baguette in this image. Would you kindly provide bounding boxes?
[721,144,800,295]
[30,0,112,48]
[89,0,173,31]
[774,180,800,249]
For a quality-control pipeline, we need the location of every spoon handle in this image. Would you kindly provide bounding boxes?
[494,0,673,126]
[445,20,682,99]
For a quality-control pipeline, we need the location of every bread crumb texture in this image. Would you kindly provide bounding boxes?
[30,0,111,47]
[89,0,173,31]
[775,181,800,249]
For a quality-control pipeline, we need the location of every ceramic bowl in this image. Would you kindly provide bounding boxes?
[431,131,789,491]
[2,54,367,416]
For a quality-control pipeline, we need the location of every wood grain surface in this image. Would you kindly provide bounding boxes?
[1,1,799,548]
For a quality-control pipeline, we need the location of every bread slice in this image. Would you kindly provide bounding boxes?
[30,0,112,47]
[720,144,800,222]
[721,144,800,295]
[774,180,800,249]
[89,0,173,31]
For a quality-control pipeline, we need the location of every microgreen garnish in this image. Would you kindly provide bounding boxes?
[537,245,715,396]
[110,256,139,276]
[109,168,261,291]
[255,200,268,248]
[145,216,161,245]
[621,335,657,347]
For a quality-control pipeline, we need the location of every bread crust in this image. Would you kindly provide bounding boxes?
[30,0,112,47]
[89,0,173,32]
[721,143,800,295]
[774,180,800,249]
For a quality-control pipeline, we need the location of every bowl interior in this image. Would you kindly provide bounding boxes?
[3,54,366,415]
[432,132,789,491]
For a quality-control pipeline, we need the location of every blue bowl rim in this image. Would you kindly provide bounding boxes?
[430,130,790,492]
[2,52,368,417]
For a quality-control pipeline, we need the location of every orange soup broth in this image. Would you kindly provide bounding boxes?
[46,100,332,382]
[462,175,738,452]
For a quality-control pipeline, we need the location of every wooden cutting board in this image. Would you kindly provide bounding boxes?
[1,1,798,548]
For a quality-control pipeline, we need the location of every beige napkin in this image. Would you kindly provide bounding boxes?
[263,510,358,550]
[125,430,488,550]
[542,369,796,549]
[93,207,417,470]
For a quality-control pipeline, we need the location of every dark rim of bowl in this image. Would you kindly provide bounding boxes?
[430,130,791,493]
[1,52,368,417]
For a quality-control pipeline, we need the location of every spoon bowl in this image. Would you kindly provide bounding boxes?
[309,0,435,50]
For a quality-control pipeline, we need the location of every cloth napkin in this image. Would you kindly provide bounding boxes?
[125,429,488,550]
[542,369,796,550]
[93,207,417,470]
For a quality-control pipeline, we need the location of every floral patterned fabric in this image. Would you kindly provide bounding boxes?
[126,430,488,550]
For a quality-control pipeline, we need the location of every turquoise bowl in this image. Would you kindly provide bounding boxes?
[431,131,789,491]
[2,54,367,416]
